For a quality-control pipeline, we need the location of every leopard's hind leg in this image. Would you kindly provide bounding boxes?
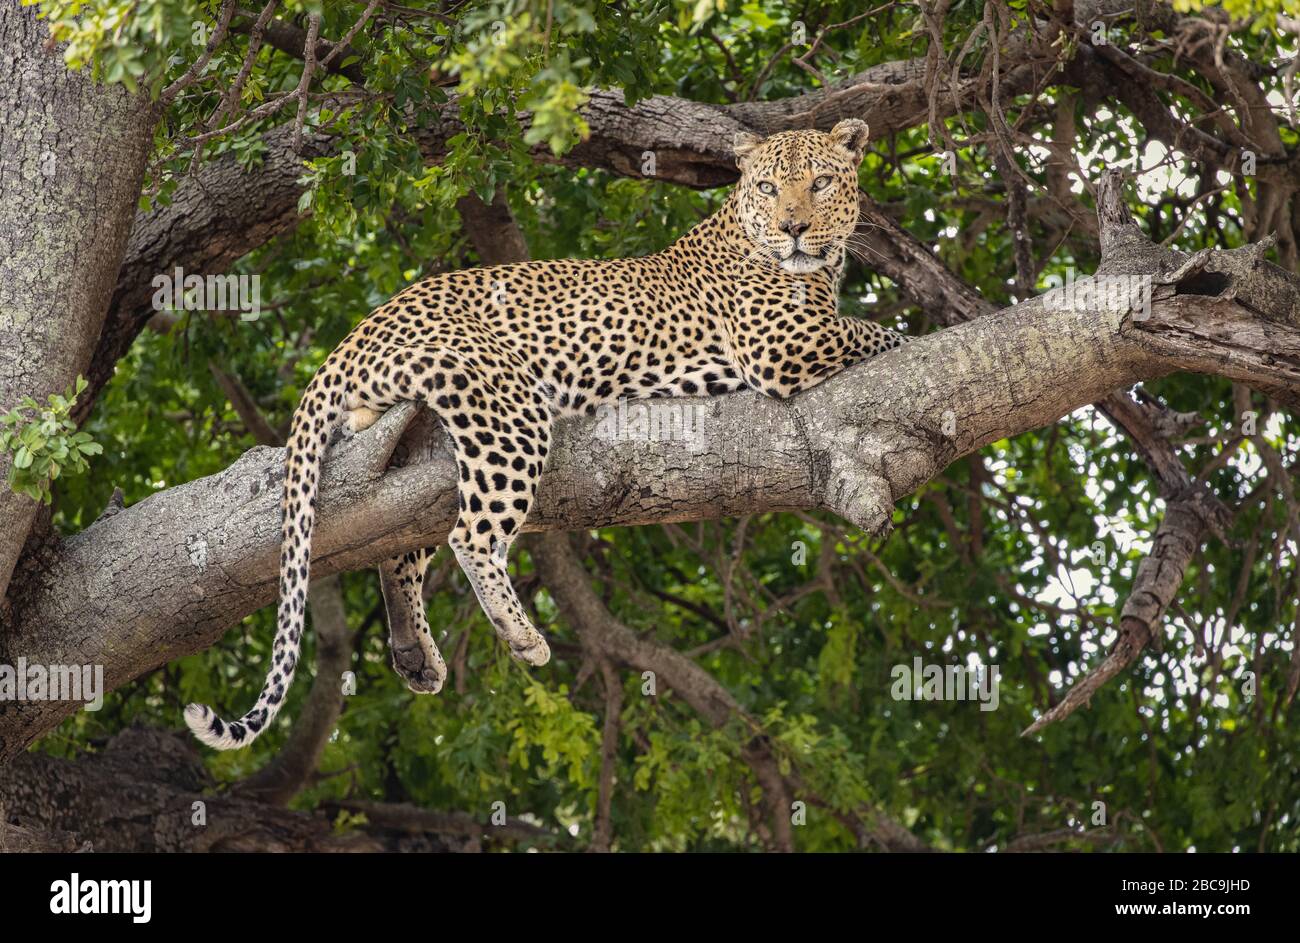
[426,361,553,666]
[379,548,446,694]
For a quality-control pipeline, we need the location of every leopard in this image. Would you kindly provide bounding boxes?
[185,117,906,750]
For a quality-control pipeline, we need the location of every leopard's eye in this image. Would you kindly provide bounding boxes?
[757,181,778,196]
[811,175,833,192]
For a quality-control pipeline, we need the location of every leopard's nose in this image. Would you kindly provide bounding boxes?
[779,220,810,238]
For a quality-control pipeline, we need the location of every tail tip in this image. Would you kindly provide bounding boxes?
[184,703,223,748]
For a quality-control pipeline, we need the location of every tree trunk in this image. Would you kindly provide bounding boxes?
[0,5,156,601]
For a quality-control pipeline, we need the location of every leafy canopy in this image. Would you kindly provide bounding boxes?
[28,0,1300,851]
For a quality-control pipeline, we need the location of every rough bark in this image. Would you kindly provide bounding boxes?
[0,5,157,600]
[456,190,533,266]
[0,726,553,852]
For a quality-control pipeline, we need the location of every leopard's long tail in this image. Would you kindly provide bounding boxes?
[184,372,344,750]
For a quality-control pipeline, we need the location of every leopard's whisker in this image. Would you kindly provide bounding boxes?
[840,235,889,266]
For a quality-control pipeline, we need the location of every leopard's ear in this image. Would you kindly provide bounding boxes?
[733,131,764,170]
[829,119,870,162]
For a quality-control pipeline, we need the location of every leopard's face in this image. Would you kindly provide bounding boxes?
[731,120,869,274]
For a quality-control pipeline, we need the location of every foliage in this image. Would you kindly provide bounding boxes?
[25,0,1300,852]
[0,377,101,505]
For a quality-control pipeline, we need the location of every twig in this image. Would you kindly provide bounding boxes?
[292,13,322,154]
[161,0,238,104]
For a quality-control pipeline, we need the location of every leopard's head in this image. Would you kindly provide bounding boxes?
[731,119,869,274]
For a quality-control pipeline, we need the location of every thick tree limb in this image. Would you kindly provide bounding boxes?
[455,190,532,266]
[590,658,622,853]
[82,122,332,424]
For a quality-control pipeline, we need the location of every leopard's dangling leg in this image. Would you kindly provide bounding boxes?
[428,368,553,666]
[379,548,447,693]
[448,522,550,666]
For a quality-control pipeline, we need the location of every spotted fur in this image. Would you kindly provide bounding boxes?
[185,119,905,749]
